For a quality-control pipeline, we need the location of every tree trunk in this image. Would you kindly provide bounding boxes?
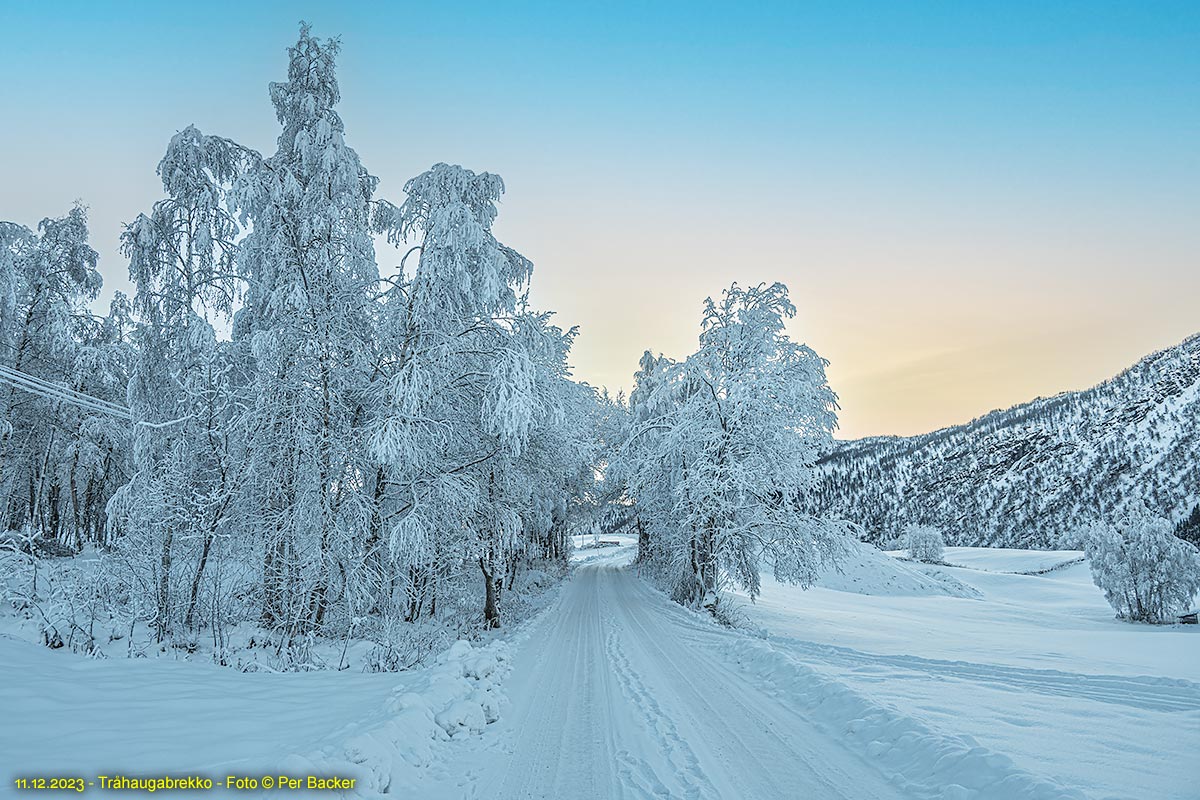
[68,449,82,551]
[363,466,386,614]
[46,481,60,540]
[406,563,428,622]
[156,529,173,642]
[506,557,520,591]
[480,556,500,629]
[636,517,650,563]
[695,524,719,611]
[261,535,285,627]
[185,528,215,630]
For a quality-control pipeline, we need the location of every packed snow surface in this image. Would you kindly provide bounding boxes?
[411,541,1097,799]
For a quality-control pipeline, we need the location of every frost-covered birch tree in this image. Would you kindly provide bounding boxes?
[231,25,400,634]
[108,125,252,640]
[1078,510,1200,623]
[4,23,606,664]
[0,207,105,538]
[55,293,134,551]
[608,350,676,562]
[619,282,851,611]
[371,163,592,628]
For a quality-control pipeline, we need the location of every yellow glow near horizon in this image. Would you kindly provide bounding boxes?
[507,175,1198,440]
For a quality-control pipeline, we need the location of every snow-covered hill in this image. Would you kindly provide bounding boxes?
[813,539,979,597]
[814,333,1200,547]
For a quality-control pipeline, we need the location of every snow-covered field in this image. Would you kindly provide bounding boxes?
[735,544,1200,800]
[3,537,1197,799]
[885,546,1087,575]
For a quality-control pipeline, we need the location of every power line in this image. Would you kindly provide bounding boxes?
[0,364,133,421]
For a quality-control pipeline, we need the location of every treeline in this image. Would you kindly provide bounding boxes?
[2,25,852,664]
[0,208,133,549]
[1,27,611,659]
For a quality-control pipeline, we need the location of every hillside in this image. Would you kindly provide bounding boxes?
[814,333,1200,548]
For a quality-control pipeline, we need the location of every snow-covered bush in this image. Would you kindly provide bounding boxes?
[905,524,944,563]
[0,542,141,657]
[1078,512,1200,623]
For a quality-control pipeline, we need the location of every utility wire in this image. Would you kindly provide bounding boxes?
[0,364,133,421]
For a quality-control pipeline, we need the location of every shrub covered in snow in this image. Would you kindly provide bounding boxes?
[1078,512,1200,623]
[905,524,945,564]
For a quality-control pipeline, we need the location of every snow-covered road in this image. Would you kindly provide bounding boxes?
[422,559,906,800]
[7,540,1178,798]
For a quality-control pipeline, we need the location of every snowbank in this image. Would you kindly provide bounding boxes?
[814,538,978,597]
[0,633,509,799]
[282,639,510,797]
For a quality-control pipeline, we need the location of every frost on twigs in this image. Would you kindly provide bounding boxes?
[0,23,598,665]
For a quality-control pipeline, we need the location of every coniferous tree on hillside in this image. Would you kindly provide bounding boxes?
[1177,504,1200,548]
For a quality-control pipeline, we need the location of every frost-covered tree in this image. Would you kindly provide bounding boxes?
[108,125,252,640]
[1078,511,1200,623]
[231,26,399,634]
[0,207,104,537]
[619,282,852,610]
[588,387,633,542]
[905,524,945,563]
[607,350,674,562]
[55,294,134,549]
[5,23,605,665]
[370,163,590,628]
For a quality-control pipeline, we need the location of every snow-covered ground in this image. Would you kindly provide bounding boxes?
[885,546,1087,575]
[733,544,1200,800]
[416,542,939,799]
[0,630,512,796]
[3,538,1196,799]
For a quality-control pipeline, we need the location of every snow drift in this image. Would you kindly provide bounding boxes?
[813,539,978,598]
[283,639,511,797]
[0,633,510,798]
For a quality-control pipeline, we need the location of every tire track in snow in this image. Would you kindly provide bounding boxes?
[417,562,1090,800]
[481,563,631,800]
[761,635,1200,713]
[610,571,900,800]
[605,625,717,799]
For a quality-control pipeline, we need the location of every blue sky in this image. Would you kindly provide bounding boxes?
[2,0,1197,436]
